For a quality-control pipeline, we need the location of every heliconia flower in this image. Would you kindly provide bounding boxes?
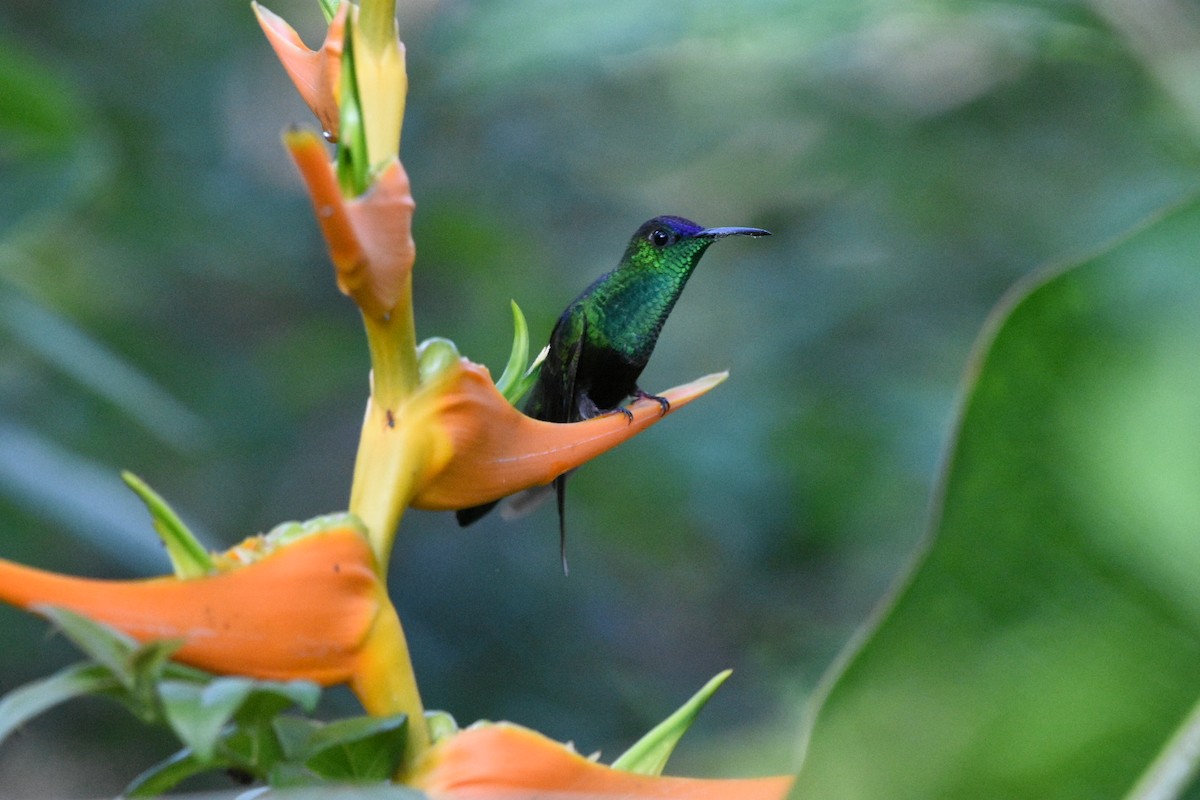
[346,345,726,566]
[253,1,347,141]
[409,360,729,511]
[0,519,430,758]
[410,722,795,800]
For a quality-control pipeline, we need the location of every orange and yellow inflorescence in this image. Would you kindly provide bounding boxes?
[0,2,791,796]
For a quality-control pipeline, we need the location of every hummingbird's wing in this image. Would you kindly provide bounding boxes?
[457,310,585,574]
[499,484,553,519]
[455,499,497,526]
[554,313,586,423]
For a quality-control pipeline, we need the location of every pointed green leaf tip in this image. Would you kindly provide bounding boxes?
[35,606,169,691]
[496,299,546,404]
[122,471,213,578]
[0,608,196,747]
[612,669,733,776]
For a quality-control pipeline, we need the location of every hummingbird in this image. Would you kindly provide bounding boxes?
[456,215,771,571]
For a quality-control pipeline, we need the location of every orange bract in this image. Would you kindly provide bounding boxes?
[411,361,729,510]
[0,526,382,685]
[286,130,416,320]
[254,1,346,141]
[411,723,795,800]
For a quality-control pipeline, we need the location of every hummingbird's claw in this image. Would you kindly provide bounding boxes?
[633,389,671,417]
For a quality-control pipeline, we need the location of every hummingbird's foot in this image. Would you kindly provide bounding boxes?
[633,389,671,417]
[610,405,635,424]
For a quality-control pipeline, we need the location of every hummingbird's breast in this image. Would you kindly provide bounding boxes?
[578,343,644,411]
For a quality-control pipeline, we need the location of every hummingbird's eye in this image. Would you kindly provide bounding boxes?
[648,228,671,247]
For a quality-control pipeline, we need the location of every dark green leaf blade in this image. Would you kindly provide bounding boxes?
[795,199,1200,800]
[275,714,408,782]
[124,748,224,798]
[234,680,322,723]
[240,785,431,799]
[158,678,257,762]
[0,662,119,744]
[36,606,144,689]
[274,715,325,761]
[159,677,320,765]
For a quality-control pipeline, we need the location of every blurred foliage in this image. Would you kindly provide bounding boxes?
[2,0,1200,796]
[0,608,406,797]
[796,197,1200,799]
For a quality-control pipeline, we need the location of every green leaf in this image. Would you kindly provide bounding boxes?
[37,606,193,723]
[273,716,324,760]
[495,300,530,402]
[268,759,327,789]
[238,785,431,799]
[612,669,731,775]
[122,471,214,578]
[235,681,322,722]
[124,748,223,798]
[0,662,119,745]
[159,678,258,762]
[495,300,547,405]
[795,199,1200,799]
[37,606,144,689]
[303,715,407,782]
[276,713,407,781]
[159,677,321,765]
[126,642,197,722]
[222,681,322,778]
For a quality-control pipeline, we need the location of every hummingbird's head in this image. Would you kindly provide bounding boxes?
[624,215,771,273]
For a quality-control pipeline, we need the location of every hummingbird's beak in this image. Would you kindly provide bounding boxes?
[698,226,772,239]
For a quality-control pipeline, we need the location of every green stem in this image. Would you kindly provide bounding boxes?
[364,299,419,406]
[350,305,420,569]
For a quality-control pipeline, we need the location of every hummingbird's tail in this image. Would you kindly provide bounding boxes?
[555,474,569,576]
[455,477,571,576]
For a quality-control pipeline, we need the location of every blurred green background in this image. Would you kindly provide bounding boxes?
[2,0,1200,795]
